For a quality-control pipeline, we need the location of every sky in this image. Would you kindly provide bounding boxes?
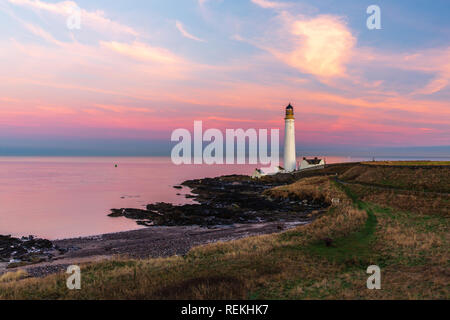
[0,0,449,156]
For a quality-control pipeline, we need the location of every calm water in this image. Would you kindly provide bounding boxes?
[0,156,368,239]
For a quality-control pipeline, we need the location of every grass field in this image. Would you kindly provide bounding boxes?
[340,163,450,193]
[0,163,448,299]
[362,161,450,166]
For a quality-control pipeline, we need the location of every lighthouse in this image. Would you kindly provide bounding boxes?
[284,103,297,172]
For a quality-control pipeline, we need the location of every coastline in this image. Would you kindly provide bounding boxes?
[1,219,311,278]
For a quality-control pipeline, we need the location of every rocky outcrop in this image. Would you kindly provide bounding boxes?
[0,235,55,268]
[109,174,329,227]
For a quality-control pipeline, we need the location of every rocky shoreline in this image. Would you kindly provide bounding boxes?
[0,221,312,278]
[109,174,328,227]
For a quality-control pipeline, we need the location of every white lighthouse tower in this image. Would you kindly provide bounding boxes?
[284,103,297,172]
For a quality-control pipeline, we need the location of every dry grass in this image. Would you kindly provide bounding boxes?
[263,176,367,242]
[340,164,450,193]
[266,176,344,204]
[0,270,28,283]
[347,184,449,216]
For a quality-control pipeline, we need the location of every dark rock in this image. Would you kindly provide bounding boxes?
[109,173,329,228]
[108,209,124,217]
[0,234,55,267]
[55,246,68,254]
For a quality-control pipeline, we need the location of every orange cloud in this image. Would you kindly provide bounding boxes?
[283,15,355,78]
[92,104,153,114]
[250,12,356,79]
[100,41,183,65]
[38,106,76,114]
[415,77,448,95]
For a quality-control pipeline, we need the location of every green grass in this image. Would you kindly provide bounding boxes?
[307,206,377,266]
[305,181,378,266]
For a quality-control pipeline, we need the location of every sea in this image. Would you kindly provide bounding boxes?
[0,156,446,239]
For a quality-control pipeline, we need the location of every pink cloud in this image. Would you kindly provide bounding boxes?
[92,104,153,114]
[100,41,183,65]
[353,46,450,95]
[175,21,205,42]
[251,0,290,9]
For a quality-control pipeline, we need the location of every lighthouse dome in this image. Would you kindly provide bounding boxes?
[285,103,294,119]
